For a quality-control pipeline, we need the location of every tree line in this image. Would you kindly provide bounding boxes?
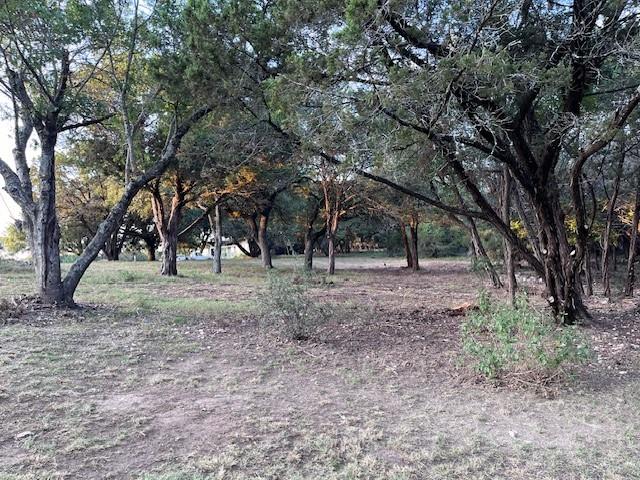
[1,0,639,324]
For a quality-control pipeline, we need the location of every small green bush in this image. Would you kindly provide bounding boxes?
[260,272,326,340]
[461,292,591,386]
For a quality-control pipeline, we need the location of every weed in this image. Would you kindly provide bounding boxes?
[259,272,328,340]
[461,292,591,387]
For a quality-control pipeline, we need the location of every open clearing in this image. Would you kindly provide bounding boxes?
[1,256,639,479]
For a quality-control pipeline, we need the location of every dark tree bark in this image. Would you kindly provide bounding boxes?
[625,175,640,297]
[322,178,343,275]
[399,221,412,268]
[144,237,157,261]
[257,210,273,269]
[584,245,594,296]
[407,216,419,271]
[326,211,339,275]
[151,175,186,277]
[210,204,223,274]
[501,166,517,304]
[102,227,122,261]
[303,198,325,271]
[241,215,262,258]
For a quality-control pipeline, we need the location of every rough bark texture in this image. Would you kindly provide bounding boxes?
[501,166,517,304]
[408,218,419,271]
[399,221,412,268]
[242,215,262,258]
[210,204,222,274]
[152,175,186,277]
[303,200,324,271]
[258,210,273,269]
[326,212,339,275]
[322,180,343,276]
[32,133,66,304]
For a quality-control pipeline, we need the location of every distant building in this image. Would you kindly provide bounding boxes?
[181,239,250,261]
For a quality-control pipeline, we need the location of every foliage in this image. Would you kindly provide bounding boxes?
[383,220,468,258]
[461,293,591,386]
[0,225,27,254]
[259,272,327,340]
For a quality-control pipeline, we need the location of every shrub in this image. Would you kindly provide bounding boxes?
[259,272,326,340]
[0,224,27,254]
[461,292,591,386]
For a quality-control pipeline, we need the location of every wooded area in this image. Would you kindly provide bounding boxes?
[1,0,639,322]
[0,1,640,478]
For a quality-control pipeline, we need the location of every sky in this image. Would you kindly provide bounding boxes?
[0,118,21,234]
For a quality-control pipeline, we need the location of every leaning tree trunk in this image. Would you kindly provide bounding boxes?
[449,176,501,286]
[625,175,640,297]
[501,166,517,304]
[602,151,625,298]
[469,220,502,288]
[210,204,222,274]
[257,210,273,269]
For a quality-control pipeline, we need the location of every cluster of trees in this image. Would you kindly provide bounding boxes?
[1,0,640,324]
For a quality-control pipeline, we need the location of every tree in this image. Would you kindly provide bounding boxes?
[0,1,214,304]
[279,0,640,323]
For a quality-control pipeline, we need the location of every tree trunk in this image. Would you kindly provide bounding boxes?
[326,210,340,275]
[584,244,594,296]
[469,220,502,288]
[102,229,121,261]
[160,228,178,276]
[210,204,222,274]
[408,219,419,271]
[625,174,640,296]
[13,106,213,305]
[304,233,315,270]
[32,135,67,304]
[399,221,413,268]
[535,186,587,324]
[258,210,272,269]
[501,166,517,304]
[243,215,262,257]
[602,150,625,298]
[152,175,185,277]
[144,237,157,261]
[447,176,501,286]
[513,186,542,262]
[327,229,336,275]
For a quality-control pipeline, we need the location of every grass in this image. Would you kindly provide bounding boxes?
[0,255,639,479]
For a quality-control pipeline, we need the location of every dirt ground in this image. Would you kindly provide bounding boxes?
[0,255,639,479]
